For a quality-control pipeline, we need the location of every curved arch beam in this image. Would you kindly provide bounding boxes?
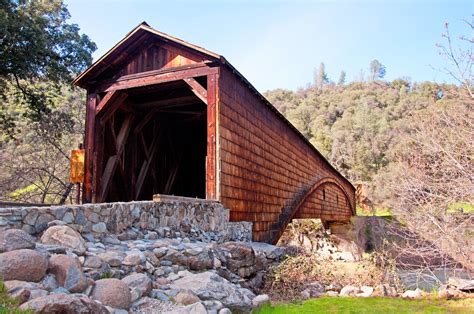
[270,177,354,244]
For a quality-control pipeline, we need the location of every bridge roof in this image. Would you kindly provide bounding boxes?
[73,22,355,191]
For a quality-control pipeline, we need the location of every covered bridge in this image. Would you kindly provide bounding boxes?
[73,22,356,243]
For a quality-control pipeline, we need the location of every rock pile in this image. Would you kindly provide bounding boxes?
[0,226,283,313]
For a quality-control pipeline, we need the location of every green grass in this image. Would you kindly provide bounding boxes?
[356,207,392,217]
[447,202,474,214]
[254,297,474,314]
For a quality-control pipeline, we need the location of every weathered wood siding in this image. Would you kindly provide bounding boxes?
[123,41,206,75]
[217,66,355,241]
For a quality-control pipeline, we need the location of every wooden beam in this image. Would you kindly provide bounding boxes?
[137,95,199,109]
[134,109,156,134]
[206,73,218,199]
[135,135,159,199]
[98,115,133,202]
[96,91,118,115]
[98,64,218,93]
[100,93,128,123]
[184,77,207,104]
[83,93,97,203]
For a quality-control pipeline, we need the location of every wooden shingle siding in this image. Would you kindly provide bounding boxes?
[74,23,355,243]
[218,66,354,241]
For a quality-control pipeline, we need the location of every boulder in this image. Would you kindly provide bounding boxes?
[163,302,207,314]
[252,294,270,308]
[121,273,152,298]
[20,293,108,313]
[339,285,360,297]
[84,255,103,268]
[0,229,35,252]
[216,242,256,278]
[402,288,423,299]
[41,274,59,291]
[122,252,144,266]
[98,251,124,267]
[248,242,284,260]
[0,249,48,282]
[188,250,214,271]
[40,225,86,255]
[305,282,325,297]
[356,286,373,297]
[91,278,131,309]
[170,271,255,312]
[10,288,31,304]
[175,291,200,305]
[48,254,88,293]
[448,277,474,291]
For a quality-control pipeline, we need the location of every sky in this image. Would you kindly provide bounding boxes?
[65,0,472,92]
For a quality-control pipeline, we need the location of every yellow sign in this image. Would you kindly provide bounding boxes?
[70,149,85,183]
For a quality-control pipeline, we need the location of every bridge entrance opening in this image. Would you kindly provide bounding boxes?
[98,78,208,202]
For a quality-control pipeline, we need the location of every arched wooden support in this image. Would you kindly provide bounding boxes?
[266,177,355,244]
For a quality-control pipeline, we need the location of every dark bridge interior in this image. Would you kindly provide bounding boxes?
[100,79,207,202]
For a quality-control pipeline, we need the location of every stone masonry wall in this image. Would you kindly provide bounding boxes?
[0,195,252,242]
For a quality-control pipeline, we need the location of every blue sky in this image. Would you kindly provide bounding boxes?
[65,0,472,92]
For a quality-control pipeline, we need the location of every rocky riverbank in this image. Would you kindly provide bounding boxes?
[0,224,282,313]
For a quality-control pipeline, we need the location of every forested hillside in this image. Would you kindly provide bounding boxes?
[264,66,471,210]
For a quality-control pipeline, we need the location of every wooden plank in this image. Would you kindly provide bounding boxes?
[99,155,118,202]
[83,92,97,203]
[100,93,128,123]
[134,110,156,134]
[138,95,198,109]
[206,73,217,199]
[98,64,218,93]
[135,135,159,199]
[184,77,207,104]
[96,91,118,115]
[98,115,133,202]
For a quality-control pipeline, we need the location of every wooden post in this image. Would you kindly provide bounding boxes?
[83,92,97,203]
[206,73,217,199]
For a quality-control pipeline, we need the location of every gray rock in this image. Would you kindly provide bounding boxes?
[29,289,49,299]
[121,273,152,298]
[170,271,255,312]
[175,291,200,305]
[448,277,474,291]
[252,294,270,308]
[41,274,59,291]
[339,285,360,297]
[356,286,373,297]
[92,222,107,233]
[123,252,144,266]
[35,213,55,233]
[150,289,170,302]
[20,293,108,313]
[402,288,423,299]
[40,225,86,255]
[98,251,124,267]
[164,302,207,314]
[84,255,104,268]
[62,211,74,223]
[52,287,71,294]
[219,308,232,314]
[48,254,88,293]
[153,247,168,258]
[0,229,36,252]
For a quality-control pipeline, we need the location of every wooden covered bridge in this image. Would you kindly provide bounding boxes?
[73,22,356,243]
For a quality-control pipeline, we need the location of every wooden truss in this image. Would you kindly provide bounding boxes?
[83,64,218,203]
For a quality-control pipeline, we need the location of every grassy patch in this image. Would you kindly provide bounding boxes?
[356,207,392,217]
[254,297,474,314]
[447,202,474,214]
